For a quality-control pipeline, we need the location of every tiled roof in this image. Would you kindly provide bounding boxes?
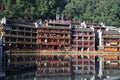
[103,31,120,35]
[38,26,71,30]
[73,28,93,32]
[103,36,120,38]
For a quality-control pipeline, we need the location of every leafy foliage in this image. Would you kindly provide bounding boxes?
[64,0,120,27]
[2,0,68,21]
[0,0,120,27]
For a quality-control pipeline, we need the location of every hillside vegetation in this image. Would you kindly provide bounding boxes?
[0,0,120,27]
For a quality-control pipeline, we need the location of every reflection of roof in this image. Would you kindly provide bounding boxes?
[103,31,120,35]
[73,28,93,32]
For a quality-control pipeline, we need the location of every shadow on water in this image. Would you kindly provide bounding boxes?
[95,56,99,76]
[6,71,71,80]
[6,69,71,80]
[6,69,36,80]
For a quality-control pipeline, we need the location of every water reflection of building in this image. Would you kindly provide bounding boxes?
[36,54,71,77]
[35,54,96,80]
[6,71,35,80]
[103,55,120,79]
[72,55,95,80]
[0,41,5,79]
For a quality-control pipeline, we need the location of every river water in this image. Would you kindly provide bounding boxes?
[5,70,93,80]
[6,70,71,80]
[5,70,120,80]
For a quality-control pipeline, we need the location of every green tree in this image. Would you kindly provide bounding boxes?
[64,0,120,27]
[1,0,120,27]
[3,0,68,20]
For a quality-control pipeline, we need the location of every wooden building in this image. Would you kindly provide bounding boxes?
[86,21,106,32]
[102,30,120,52]
[72,27,95,51]
[0,19,37,71]
[37,20,71,51]
[1,20,37,52]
